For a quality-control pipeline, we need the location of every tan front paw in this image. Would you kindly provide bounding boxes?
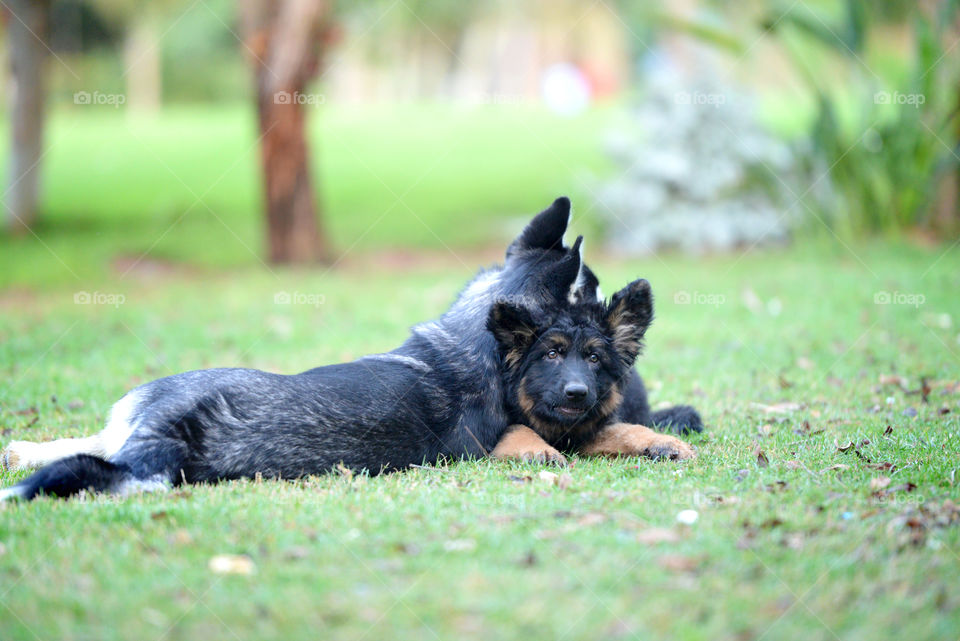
[491,425,568,466]
[2,442,30,471]
[643,434,696,461]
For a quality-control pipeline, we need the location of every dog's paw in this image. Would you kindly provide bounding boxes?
[519,446,568,466]
[2,441,36,471]
[642,435,696,461]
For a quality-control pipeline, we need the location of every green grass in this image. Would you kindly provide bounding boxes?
[0,103,614,289]
[1,238,958,640]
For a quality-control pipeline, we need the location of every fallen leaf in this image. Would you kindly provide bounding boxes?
[753,402,802,414]
[836,441,855,452]
[637,528,680,544]
[209,554,255,575]
[785,460,802,470]
[879,374,906,387]
[883,425,893,436]
[658,555,699,572]
[577,512,606,527]
[870,477,891,491]
[821,464,850,473]
[888,482,917,494]
[508,474,532,484]
[538,471,558,484]
[867,462,896,472]
[556,473,573,490]
[757,424,773,437]
[753,444,769,468]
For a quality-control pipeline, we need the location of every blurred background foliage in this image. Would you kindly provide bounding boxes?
[1,0,958,287]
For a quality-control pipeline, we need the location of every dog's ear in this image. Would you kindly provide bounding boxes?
[487,302,538,368]
[605,279,654,366]
[546,235,583,302]
[507,197,570,256]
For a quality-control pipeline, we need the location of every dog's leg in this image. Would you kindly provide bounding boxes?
[491,425,567,465]
[578,423,696,461]
[2,436,105,471]
[2,391,141,471]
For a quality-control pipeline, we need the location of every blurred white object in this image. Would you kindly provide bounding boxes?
[677,509,699,525]
[541,63,591,116]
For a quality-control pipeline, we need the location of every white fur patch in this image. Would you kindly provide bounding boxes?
[596,285,604,302]
[0,486,27,502]
[112,474,169,497]
[100,391,142,458]
[567,238,587,304]
[362,353,432,373]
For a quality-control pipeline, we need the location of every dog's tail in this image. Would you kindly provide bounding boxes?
[0,454,167,501]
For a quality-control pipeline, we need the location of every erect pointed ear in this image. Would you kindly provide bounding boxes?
[507,197,571,256]
[487,302,538,368]
[605,279,654,366]
[544,235,582,302]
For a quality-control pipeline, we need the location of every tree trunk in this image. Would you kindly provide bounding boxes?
[124,15,161,112]
[239,0,331,264]
[4,0,49,233]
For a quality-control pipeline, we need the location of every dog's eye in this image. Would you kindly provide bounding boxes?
[546,349,559,360]
[588,353,600,363]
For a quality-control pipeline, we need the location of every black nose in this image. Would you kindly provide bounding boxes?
[564,382,588,401]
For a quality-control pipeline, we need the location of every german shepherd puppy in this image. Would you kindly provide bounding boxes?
[1,198,699,501]
[488,279,695,465]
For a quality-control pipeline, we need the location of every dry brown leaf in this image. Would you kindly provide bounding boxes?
[209,554,255,575]
[753,444,769,468]
[538,471,558,484]
[879,374,906,387]
[658,555,699,572]
[870,476,891,491]
[556,473,573,490]
[637,528,680,544]
[821,464,850,473]
[577,512,607,527]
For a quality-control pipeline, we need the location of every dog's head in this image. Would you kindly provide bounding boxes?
[487,279,654,446]
[501,197,602,307]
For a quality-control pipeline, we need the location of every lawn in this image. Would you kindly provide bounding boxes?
[0,103,615,289]
[1,234,958,640]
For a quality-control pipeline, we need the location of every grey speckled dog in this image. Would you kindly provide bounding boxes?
[1,197,701,501]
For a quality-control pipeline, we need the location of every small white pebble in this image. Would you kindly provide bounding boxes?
[677,509,699,525]
[885,396,896,406]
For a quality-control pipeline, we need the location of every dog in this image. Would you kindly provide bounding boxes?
[488,279,696,465]
[1,198,699,500]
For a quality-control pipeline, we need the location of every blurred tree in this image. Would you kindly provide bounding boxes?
[91,0,185,111]
[3,0,50,233]
[239,0,333,264]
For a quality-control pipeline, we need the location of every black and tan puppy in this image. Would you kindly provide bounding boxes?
[488,279,696,465]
